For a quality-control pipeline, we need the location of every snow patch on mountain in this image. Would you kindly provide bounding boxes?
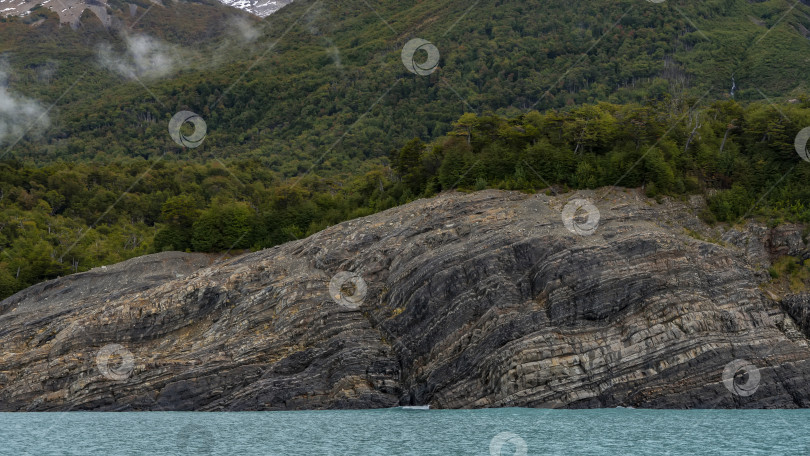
[218,0,293,17]
[0,0,112,25]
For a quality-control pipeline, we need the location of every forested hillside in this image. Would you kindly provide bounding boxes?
[0,0,256,108]
[4,0,810,167]
[2,96,809,298]
[1,0,810,298]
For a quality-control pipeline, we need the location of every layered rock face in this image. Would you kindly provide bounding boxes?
[1,189,809,411]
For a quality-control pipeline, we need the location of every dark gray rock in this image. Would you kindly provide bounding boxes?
[1,189,809,411]
[782,293,810,339]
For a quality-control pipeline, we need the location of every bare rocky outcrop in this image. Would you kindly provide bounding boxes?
[1,189,809,411]
[782,293,810,339]
[0,0,112,26]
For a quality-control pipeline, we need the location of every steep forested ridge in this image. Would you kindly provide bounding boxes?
[0,0,809,298]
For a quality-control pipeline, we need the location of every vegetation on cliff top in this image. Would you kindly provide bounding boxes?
[1,0,810,297]
[2,97,809,299]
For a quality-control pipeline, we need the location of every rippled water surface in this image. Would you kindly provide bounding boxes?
[1,408,808,455]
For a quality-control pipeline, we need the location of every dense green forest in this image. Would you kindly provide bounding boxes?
[1,0,810,298]
[3,0,810,172]
[2,97,809,298]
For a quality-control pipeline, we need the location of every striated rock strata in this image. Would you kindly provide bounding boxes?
[1,189,810,411]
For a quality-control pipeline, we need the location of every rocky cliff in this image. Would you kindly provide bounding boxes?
[1,189,809,411]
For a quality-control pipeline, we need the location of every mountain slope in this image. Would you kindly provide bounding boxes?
[3,0,810,169]
[0,0,256,119]
[0,0,111,25]
[1,189,809,411]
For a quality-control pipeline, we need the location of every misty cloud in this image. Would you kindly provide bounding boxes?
[229,17,261,43]
[0,66,49,146]
[324,38,343,69]
[98,34,183,80]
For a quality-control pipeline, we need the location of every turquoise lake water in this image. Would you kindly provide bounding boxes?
[1,408,808,455]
